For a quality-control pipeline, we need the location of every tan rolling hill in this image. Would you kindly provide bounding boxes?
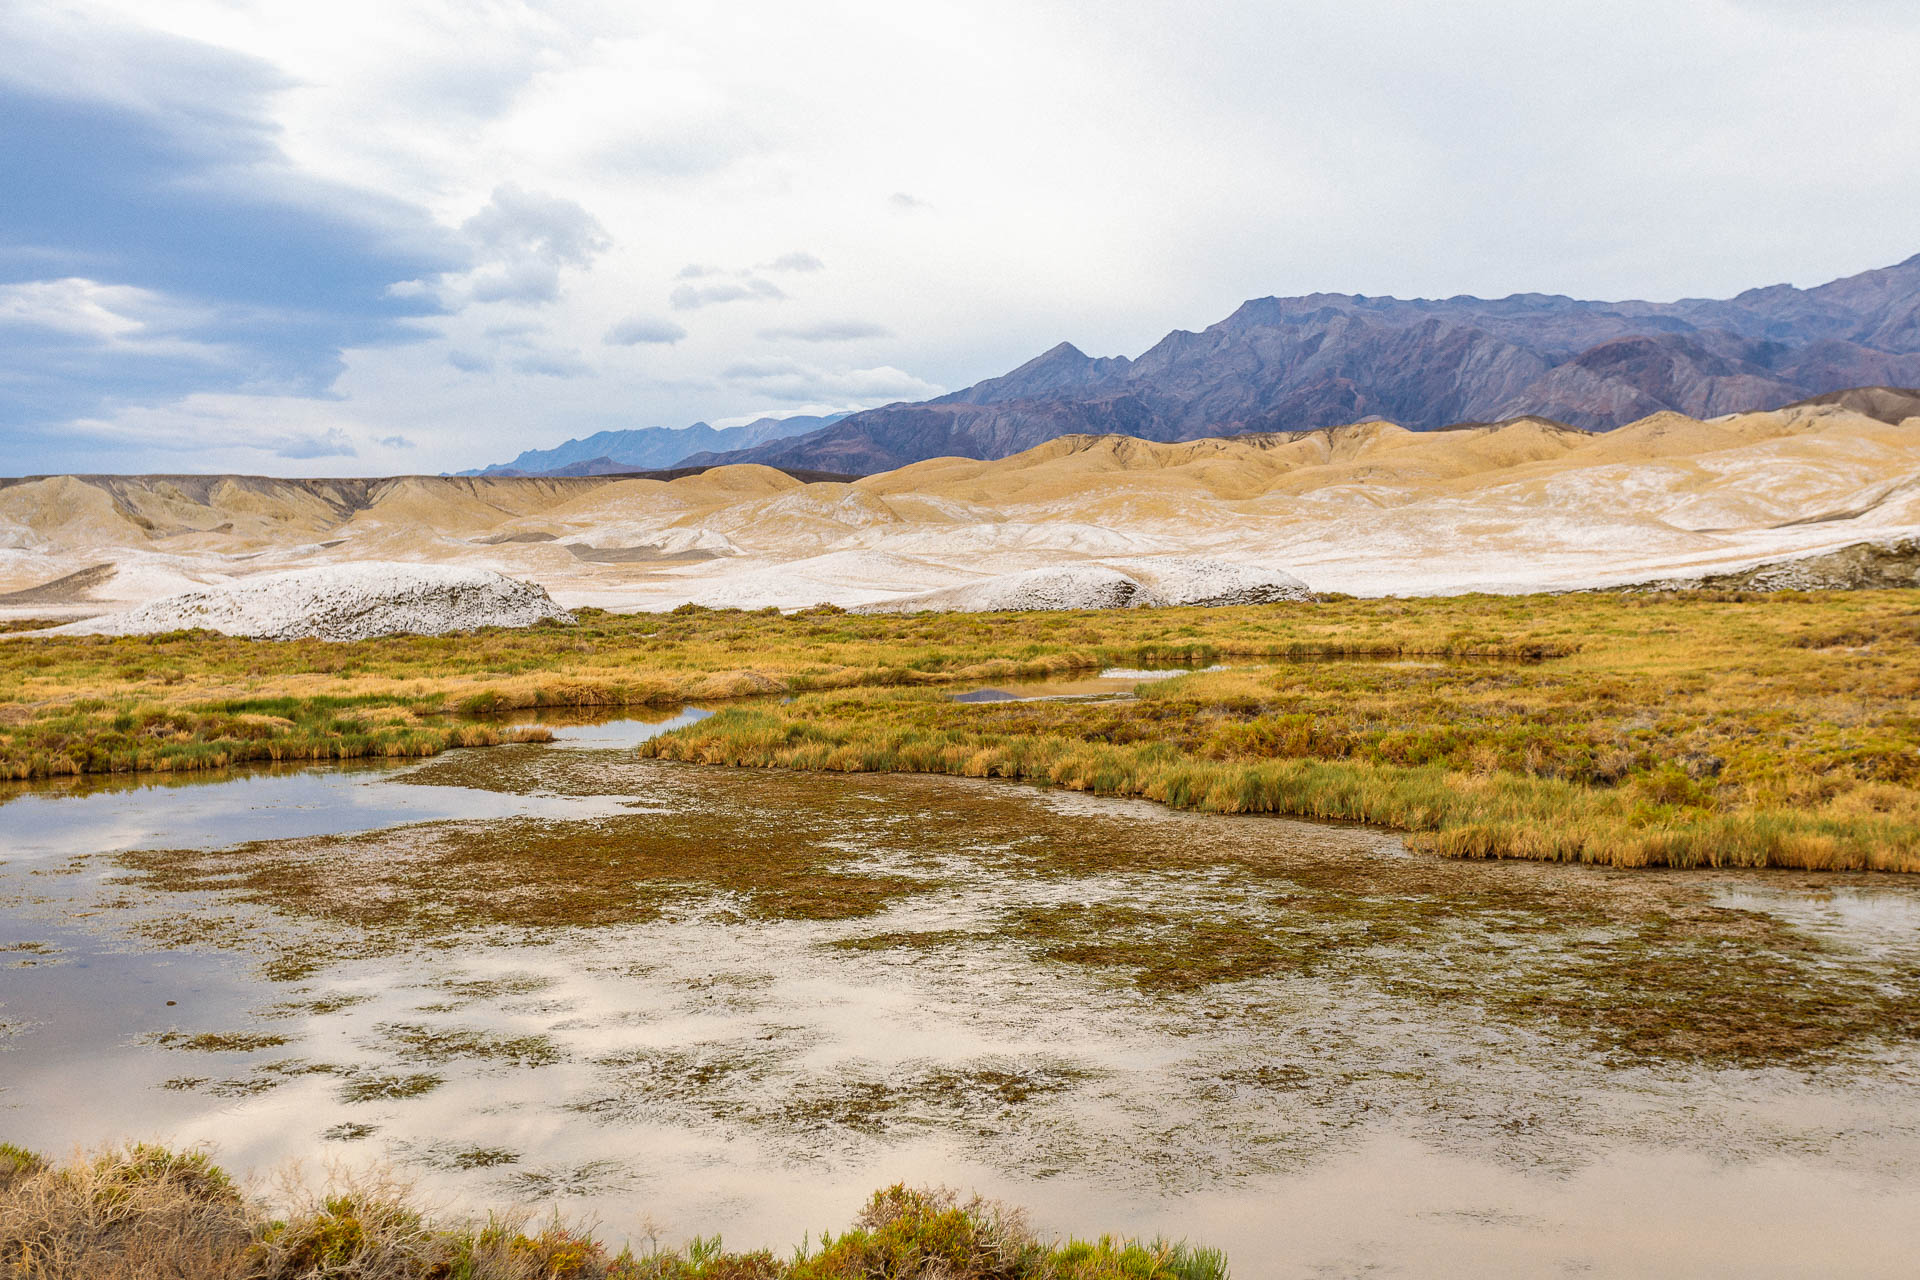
[2,402,1915,618]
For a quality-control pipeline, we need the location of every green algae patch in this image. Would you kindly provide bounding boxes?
[1476,903,1920,1064]
[337,1071,444,1104]
[827,929,988,953]
[371,1022,566,1069]
[110,802,936,953]
[143,1030,291,1053]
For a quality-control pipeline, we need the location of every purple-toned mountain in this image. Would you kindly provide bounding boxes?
[685,254,1920,475]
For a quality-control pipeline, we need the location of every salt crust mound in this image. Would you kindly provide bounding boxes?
[861,565,1162,613]
[1121,557,1312,606]
[861,558,1314,614]
[52,563,574,641]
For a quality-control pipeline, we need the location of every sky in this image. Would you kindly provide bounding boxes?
[2,0,1917,476]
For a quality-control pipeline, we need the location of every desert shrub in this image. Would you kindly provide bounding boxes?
[0,1150,1227,1280]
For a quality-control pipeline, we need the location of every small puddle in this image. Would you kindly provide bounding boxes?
[449,704,718,749]
[0,763,638,863]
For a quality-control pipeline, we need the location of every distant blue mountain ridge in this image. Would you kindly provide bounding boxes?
[459,413,848,476]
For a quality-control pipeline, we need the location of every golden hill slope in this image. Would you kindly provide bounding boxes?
[2,405,1915,614]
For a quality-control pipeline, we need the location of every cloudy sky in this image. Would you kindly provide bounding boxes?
[3,0,1917,476]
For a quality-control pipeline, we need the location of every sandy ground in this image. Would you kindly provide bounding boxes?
[2,403,1916,621]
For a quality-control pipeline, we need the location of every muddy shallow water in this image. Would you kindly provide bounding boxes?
[3,718,1920,1277]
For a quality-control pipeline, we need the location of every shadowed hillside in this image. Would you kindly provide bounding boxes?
[683,256,1920,473]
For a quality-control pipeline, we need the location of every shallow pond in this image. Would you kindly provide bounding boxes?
[3,716,1920,1277]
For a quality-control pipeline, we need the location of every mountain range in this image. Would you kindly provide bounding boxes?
[463,413,846,477]
[666,253,1920,475]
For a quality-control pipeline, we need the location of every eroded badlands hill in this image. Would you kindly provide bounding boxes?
[2,401,1916,617]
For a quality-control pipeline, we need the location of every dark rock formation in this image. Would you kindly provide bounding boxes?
[694,255,1920,474]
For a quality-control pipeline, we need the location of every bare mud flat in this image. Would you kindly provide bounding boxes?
[3,723,1920,1277]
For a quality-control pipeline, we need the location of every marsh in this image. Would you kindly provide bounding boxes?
[4,715,1919,1276]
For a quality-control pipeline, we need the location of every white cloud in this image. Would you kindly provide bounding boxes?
[462,184,609,268]
[0,278,227,360]
[469,260,563,305]
[440,184,611,306]
[510,351,594,378]
[720,359,942,404]
[605,315,688,345]
[669,277,786,311]
[758,320,892,342]
[66,394,374,463]
[272,428,359,459]
[762,251,825,273]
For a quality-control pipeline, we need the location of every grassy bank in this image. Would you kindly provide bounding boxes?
[0,595,1575,779]
[3,591,1916,871]
[635,591,1920,872]
[0,1143,1225,1280]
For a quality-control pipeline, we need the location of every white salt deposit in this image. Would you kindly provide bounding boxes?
[861,565,1162,613]
[49,563,573,641]
[1119,557,1312,606]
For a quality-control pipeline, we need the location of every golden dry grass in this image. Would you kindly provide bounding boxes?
[636,591,1920,872]
[3,588,1916,871]
[0,1143,1227,1280]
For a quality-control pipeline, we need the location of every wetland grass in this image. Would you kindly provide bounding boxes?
[6,590,1914,871]
[0,594,1585,780]
[0,1143,1230,1280]
[636,591,1920,872]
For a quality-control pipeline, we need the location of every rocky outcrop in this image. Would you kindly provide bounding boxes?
[1632,540,1920,593]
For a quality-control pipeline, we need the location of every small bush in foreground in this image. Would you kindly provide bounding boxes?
[0,1143,1228,1280]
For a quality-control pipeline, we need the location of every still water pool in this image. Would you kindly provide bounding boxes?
[4,715,1920,1277]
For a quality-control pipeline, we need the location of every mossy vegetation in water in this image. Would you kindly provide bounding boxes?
[371,1022,567,1069]
[143,1030,290,1053]
[335,1071,444,1104]
[78,755,1920,1068]
[109,784,941,949]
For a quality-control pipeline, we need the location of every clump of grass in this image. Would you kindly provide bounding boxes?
[144,1030,291,1054]
[0,1142,252,1278]
[0,1145,1231,1280]
[335,1071,444,1104]
[372,1022,566,1068]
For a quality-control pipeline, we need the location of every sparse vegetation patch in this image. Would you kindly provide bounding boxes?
[0,1140,1242,1280]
